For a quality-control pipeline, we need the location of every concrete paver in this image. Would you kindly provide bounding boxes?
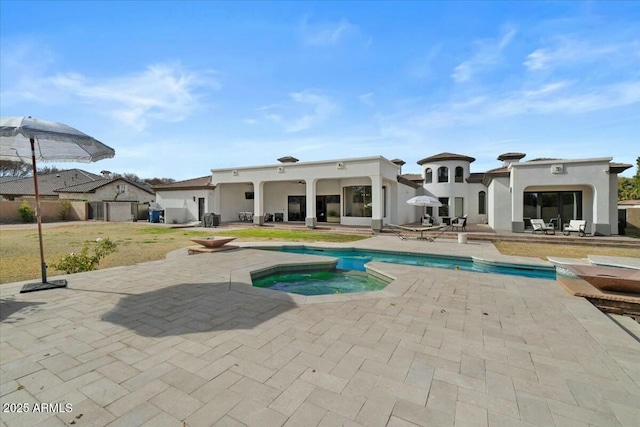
[1,236,639,426]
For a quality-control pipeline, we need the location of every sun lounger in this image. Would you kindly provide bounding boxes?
[531,219,555,235]
[386,224,448,240]
[563,220,587,236]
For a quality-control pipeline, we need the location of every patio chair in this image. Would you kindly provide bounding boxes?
[450,215,467,232]
[238,212,247,222]
[531,219,555,235]
[422,214,434,226]
[563,220,587,237]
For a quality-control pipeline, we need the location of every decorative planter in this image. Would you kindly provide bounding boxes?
[190,237,237,248]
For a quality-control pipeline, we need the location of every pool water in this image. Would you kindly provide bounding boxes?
[252,270,387,296]
[266,247,556,280]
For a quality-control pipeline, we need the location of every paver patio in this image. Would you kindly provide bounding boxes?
[1,236,639,426]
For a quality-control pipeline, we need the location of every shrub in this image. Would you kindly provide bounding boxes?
[18,201,35,223]
[59,200,72,220]
[52,238,118,274]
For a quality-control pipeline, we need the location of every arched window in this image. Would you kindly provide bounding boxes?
[437,166,448,183]
[425,168,433,184]
[478,191,487,215]
[455,166,464,183]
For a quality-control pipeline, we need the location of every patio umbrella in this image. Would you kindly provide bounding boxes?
[407,195,442,220]
[0,116,115,293]
[406,195,442,207]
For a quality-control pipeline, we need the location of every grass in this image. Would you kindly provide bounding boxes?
[0,223,366,284]
[494,241,640,260]
[2,222,637,284]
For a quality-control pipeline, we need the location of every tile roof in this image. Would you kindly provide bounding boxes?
[153,176,214,191]
[56,177,154,194]
[417,152,476,165]
[0,169,102,197]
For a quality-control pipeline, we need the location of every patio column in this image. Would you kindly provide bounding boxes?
[370,175,383,232]
[253,180,264,225]
[305,179,317,229]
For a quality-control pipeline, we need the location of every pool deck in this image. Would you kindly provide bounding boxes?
[1,236,639,426]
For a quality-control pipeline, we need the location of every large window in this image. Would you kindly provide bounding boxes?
[425,168,433,184]
[478,191,487,215]
[344,186,372,217]
[455,167,464,183]
[438,167,449,183]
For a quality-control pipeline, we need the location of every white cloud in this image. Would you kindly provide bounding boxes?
[300,16,356,47]
[260,90,337,133]
[47,63,219,130]
[359,92,374,106]
[524,37,626,71]
[451,25,517,83]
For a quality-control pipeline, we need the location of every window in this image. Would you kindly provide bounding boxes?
[438,197,449,217]
[116,184,128,193]
[344,186,372,217]
[455,166,464,183]
[437,167,449,183]
[425,168,433,184]
[478,191,486,215]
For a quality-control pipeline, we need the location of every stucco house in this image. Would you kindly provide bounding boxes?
[0,169,103,200]
[56,177,155,203]
[154,152,630,236]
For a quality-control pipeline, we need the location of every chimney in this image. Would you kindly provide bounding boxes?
[390,158,406,174]
[497,152,526,167]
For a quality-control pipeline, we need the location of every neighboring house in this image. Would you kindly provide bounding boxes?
[153,176,216,224]
[56,178,155,203]
[0,169,103,200]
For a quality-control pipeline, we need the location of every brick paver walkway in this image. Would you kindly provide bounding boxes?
[1,237,638,426]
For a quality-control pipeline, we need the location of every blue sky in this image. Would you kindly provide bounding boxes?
[1,1,638,180]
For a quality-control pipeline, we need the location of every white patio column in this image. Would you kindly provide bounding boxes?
[305,179,317,229]
[370,175,383,232]
[253,180,265,226]
[510,174,525,232]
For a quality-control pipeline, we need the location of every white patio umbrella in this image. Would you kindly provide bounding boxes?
[407,195,442,220]
[0,116,115,292]
[406,195,442,208]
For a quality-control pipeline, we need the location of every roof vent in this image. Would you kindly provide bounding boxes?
[277,156,299,164]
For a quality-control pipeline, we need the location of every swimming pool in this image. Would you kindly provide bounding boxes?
[252,270,387,296]
[260,246,556,280]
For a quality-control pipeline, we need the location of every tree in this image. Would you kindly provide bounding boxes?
[0,160,32,178]
[38,165,63,175]
[618,156,640,201]
[144,177,176,185]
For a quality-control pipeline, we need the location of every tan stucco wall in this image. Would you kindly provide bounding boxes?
[0,199,87,223]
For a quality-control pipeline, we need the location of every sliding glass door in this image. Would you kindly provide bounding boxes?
[523,191,582,229]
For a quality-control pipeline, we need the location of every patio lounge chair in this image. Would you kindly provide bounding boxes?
[386,223,448,241]
[531,219,555,235]
[563,220,587,237]
[450,215,467,232]
[422,214,434,226]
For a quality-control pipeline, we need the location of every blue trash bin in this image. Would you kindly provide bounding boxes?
[149,210,160,223]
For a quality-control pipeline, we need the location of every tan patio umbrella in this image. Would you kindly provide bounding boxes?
[0,116,115,292]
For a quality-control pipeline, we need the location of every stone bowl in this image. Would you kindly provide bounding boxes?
[190,237,237,248]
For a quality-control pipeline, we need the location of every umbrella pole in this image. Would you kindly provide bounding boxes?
[20,137,66,292]
[30,137,48,283]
